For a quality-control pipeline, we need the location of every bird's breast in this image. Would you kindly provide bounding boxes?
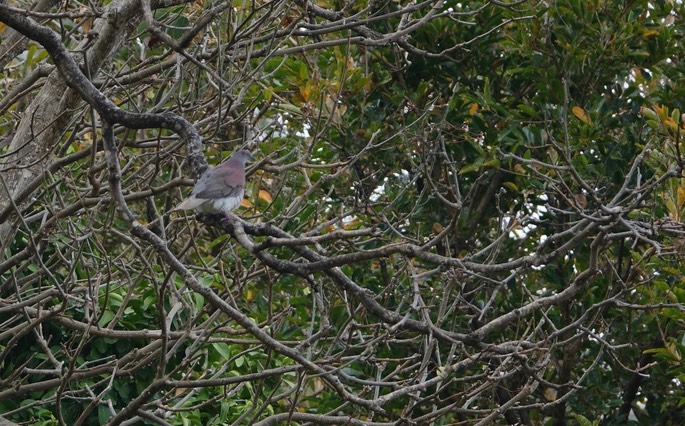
[206,195,242,213]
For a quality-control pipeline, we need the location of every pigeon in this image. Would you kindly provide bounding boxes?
[172,149,254,214]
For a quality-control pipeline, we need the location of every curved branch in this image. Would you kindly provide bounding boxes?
[0,3,206,177]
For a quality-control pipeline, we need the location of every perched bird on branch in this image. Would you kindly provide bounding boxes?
[172,149,254,214]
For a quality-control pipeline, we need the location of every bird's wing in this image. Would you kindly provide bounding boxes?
[193,168,244,199]
[189,167,211,196]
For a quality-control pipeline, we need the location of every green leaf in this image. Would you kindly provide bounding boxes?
[98,310,115,328]
[212,343,231,360]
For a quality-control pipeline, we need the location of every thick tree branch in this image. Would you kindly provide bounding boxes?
[0,3,205,177]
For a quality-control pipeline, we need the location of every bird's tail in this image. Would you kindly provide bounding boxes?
[171,196,203,212]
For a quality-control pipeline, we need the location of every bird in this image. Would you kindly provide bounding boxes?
[172,149,254,215]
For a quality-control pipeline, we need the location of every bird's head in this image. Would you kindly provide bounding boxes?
[233,149,255,165]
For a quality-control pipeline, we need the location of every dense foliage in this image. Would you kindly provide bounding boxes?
[1,0,685,424]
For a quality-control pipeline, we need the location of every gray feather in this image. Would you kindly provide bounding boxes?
[173,149,254,214]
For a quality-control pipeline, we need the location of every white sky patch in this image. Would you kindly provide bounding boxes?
[369,171,411,202]
[296,122,311,138]
[252,108,311,140]
[342,215,357,224]
[370,183,385,202]
[587,329,605,343]
[506,198,548,240]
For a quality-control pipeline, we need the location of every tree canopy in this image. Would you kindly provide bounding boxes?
[1,0,685,424]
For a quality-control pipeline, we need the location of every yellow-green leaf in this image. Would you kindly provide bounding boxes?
[503,181,518,192]
[258,189,273,203]
[572,106,591,124]
[641,107,658,121]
